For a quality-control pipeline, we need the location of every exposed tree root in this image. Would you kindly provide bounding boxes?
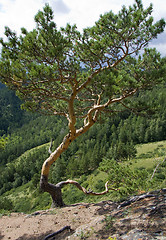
[44,225,71,240]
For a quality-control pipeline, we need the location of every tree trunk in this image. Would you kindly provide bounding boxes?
[40,175,117,208]
[40,175,65,207]
[40,122,97,207]
[40,115,117,207]
[40,132,74,207]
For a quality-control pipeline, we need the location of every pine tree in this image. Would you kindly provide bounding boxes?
[0,1,165,207]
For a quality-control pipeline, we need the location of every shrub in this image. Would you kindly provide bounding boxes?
[0,197,13,211]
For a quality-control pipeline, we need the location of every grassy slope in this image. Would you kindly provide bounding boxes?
[133,140,166,169]
[1,140,166,214]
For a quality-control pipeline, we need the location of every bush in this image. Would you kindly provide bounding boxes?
[155,173,165,180]
[14,197,31,213]
[0,197,13,211]
[62,185,84,204]
[99,157,150,198]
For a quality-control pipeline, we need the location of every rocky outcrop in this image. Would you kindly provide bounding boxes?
[0,189,165,239]
[68,189,166,239]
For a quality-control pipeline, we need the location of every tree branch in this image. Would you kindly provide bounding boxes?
[150,158,166,180]
[48,139,53,154]
[56,180,118,195]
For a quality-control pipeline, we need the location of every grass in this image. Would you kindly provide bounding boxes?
[1,182,51,213]
[136,140,166,155]
[132,140,166,169]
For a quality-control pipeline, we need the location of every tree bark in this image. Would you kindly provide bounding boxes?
[40,175,65,207]
[40,174,118,208]
[39,91,126,207]
[40,116,97,207]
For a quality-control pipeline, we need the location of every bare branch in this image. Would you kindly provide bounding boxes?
[57,180,119,195]
[150,158,166,180]
[48,139,53,154]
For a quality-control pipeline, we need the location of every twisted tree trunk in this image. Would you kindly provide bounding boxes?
[40,173,115,207]
[39,132,119,207]
[40,131,75,207]
[40,102,100,207]
[40,175,65,207]
[39,89,123,207]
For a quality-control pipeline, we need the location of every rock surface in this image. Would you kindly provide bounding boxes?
[0,189,165,240]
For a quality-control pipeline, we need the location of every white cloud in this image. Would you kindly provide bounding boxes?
[49,0,70,14]
[57,0,123,29]
[0,0,43,35]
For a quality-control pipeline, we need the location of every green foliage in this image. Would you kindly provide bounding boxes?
[0,144,49,195]
[0,114,66,165]
[0,136,8,150]
[0,1,165,119]
[0,85,27,135]
[62,185,85,205]
[14,197,31,213]
[0,197,13,211]
[104,215,116,231]
[0,182,51,213]
[100,157,149,197]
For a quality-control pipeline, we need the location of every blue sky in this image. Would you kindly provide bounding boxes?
[0,0,166,56]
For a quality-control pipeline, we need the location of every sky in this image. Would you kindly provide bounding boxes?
[0,0,166,56]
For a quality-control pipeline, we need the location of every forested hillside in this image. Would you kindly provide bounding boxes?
[0,83,165,204]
